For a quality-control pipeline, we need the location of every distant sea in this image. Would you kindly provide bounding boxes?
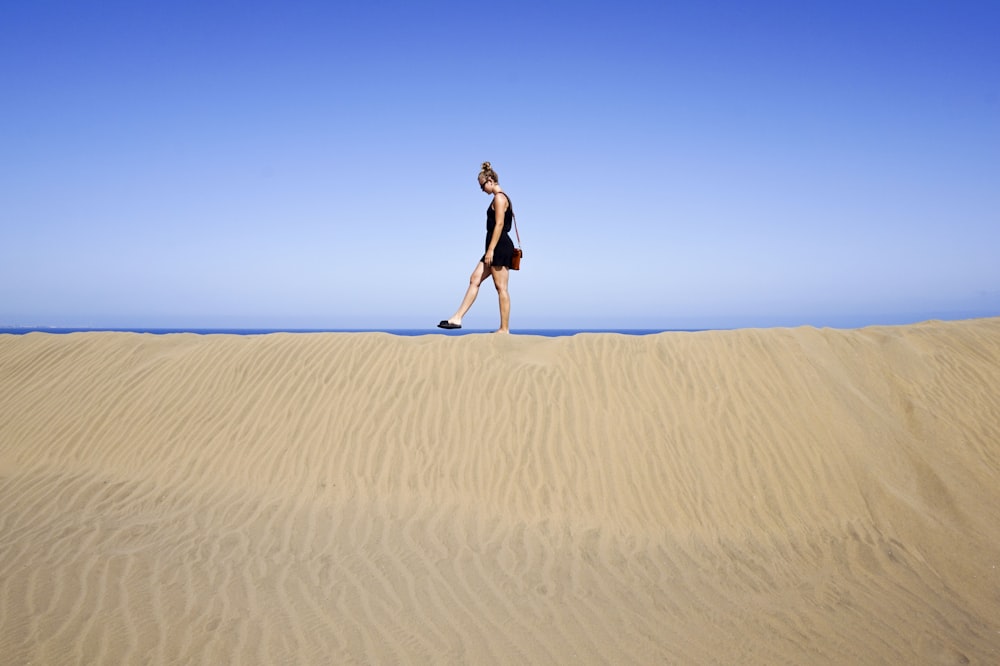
[5,312,994,336]
[2,328,694,337]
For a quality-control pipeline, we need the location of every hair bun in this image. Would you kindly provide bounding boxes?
[481,161,491,171]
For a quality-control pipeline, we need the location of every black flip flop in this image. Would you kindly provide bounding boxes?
[437,320,461,329]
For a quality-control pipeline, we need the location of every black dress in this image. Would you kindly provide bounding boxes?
[480,193,516,268]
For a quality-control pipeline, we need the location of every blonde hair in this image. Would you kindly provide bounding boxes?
[479,161,499,184]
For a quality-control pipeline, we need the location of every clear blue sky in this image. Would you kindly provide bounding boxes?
[3,0,998,330]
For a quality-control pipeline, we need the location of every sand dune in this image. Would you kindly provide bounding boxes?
[1,319,999,664]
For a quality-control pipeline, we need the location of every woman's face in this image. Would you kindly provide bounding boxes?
[479,177,492,193]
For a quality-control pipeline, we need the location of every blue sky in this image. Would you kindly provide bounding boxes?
[3,0,998,330]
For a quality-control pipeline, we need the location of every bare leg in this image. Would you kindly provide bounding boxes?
[445,261,491,326]
[491,265,510,333]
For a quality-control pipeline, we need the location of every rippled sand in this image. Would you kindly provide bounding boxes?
[2,319,999,664]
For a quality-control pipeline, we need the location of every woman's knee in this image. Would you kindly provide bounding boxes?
[469,265,487,285]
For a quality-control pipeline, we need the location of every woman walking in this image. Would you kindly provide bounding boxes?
[438,161,517,333]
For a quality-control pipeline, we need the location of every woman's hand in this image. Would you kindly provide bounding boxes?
[484,249,494,267]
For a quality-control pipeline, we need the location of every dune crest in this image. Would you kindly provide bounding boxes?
[2,319,999,663]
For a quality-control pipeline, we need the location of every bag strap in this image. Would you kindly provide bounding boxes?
[501,192,522,249]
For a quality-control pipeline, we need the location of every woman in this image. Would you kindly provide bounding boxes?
[438,161,517,333]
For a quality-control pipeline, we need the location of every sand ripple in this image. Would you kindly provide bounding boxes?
[2,320,999,663]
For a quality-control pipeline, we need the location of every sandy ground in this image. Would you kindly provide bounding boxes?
[1,319,999,664]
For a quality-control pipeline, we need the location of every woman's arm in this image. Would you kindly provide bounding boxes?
[484,193,508,267]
